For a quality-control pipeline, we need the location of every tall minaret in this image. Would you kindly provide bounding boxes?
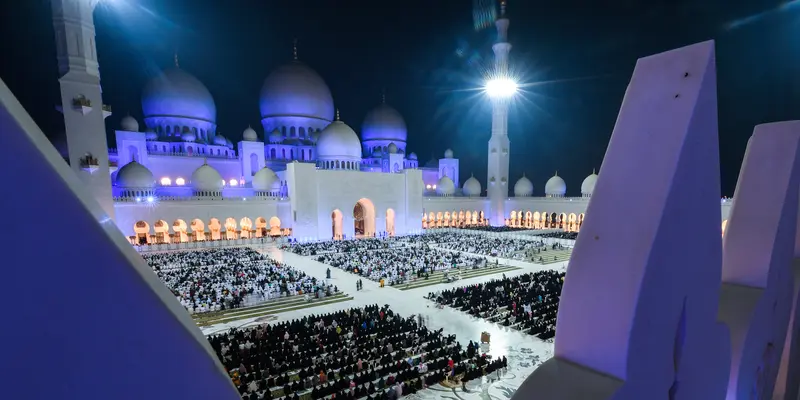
[52,0,115,220]
[487,0,511,226]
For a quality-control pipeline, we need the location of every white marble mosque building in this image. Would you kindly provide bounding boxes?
[53,0,734,245]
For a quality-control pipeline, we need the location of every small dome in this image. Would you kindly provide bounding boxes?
[514,175,534,197]
[372,148,383,158]
[191,161,223,191]
[316,119,362,161]
[243,126,258,142]
[252,166,279,191]
[268,129,283,144]
[545,172,567,196]
[361,103,408,143]
[213,135,227,146]
[463,175,482,196]
[311,130,321,143]
[260,62,334,121]
[388,142,398,154]
[444,149,454,159]
[225,137,234,149]
[581,170,598,196]
[142,67,216,123]
[436,176,456,196]
[181,131,196,142]
[120,115,139,132]
[145,128,158,141]
[116,161,154,188]
[408,152,418,160]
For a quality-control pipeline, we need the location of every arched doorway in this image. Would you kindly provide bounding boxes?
[190,219,205,241]
[269,217,281,236]
[133,221,150,245]
[240,217,253,238]
[255,217,267,237]
[154,219,170,243]
[353,198,376,237]
[533,212,541,229]
[208,218,222,240]
[568,213,577,232]
[386,208,396,236]
[332,210,343,239]
[225,217,237,240]
[172,219,188,243]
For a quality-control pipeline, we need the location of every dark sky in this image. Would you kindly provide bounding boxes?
[2,0,799,196]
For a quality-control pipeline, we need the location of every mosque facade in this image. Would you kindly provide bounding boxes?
[53,0,733,245]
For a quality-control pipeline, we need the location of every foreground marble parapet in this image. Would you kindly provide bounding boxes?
[0,79,239,398]
[515,40,731,399]
[774,259,800,400]
[718,122,800,399]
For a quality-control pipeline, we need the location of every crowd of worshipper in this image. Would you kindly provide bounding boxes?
[144,248,337,314]
[435,236,548,259]
[459,226,533,233]
[533,231,578,240]
[281,233,467,256]
[429,270,564,341]
[315,246,486,285]
[208,304,508,400]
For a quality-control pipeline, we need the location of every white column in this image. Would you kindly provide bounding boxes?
[52,0,115,220]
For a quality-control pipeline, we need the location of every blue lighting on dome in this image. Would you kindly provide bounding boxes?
[361,104,408,143]
[259,63,334,121]
[141,68,217,123]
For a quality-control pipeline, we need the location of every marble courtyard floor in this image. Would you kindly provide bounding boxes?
[199,244,568,400]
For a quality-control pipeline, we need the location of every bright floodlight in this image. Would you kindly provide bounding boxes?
[485,78,518,98]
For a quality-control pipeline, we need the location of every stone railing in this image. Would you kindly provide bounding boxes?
[147,150,237,159]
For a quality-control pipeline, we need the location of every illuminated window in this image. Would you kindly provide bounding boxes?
[175,177,185,186]
[433,185,437,189]
[160,177,172,186]
[426,184,431,190]
[221,180,226,186]
[229,179,238,187]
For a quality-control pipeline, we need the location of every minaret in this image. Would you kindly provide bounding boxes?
[51,0,115,221]
[487,0,511,226]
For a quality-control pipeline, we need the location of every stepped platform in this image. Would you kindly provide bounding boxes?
[192,292,353,327]
[397,265,520,291]
[529,248,573,265]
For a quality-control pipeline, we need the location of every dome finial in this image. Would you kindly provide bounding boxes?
[593,168,596,174]
[174,52,179,68]
[203,158,208,165]
[292,38,298,61]
[500,0,507,16]
[381,88,386,104]
[554,170,558,176]
[335,108,340,121]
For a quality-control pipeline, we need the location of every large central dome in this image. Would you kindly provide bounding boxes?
[361,104,407,143]
[141,68,216,123]
[259,62,334,121]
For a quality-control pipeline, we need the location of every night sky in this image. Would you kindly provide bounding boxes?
[1,0,799,196]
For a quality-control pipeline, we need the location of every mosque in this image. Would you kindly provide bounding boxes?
[53,0,734,245]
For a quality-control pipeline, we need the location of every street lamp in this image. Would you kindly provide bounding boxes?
[485,77,518,99]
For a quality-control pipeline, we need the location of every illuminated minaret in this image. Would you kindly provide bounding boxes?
[487,0,511,226]
[51,0,115,220]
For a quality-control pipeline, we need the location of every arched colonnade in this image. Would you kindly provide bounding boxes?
[422,210,488,229]
[131,216,288,245]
